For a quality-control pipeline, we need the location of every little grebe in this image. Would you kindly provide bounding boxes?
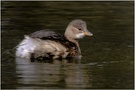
[16,19,93,60]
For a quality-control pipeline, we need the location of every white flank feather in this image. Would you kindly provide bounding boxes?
[16,36,38,58]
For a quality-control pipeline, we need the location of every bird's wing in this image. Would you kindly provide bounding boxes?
[29,30,78,56]
[29,30,65,41]
[29,30,78,51]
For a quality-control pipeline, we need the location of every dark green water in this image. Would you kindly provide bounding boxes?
[1,1,134,89]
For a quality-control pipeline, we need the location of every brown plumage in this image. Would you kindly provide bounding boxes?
[16,19,93,61]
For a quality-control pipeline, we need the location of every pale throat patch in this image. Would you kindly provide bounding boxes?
[75,33,85,39]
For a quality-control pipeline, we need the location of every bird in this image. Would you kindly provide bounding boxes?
[16,19,93,60]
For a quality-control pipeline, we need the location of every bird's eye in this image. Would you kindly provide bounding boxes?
[78,28,82,30]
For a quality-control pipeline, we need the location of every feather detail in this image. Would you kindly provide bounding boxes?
[16,32,78,60]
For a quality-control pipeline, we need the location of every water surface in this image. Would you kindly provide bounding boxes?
[1,1,134,89]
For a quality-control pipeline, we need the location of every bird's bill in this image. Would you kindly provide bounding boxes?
[83,31,93,36]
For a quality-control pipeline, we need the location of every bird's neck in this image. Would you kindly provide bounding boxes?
[65,26,77,44]
[64,26,81,55]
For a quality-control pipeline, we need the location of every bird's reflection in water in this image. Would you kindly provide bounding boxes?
[30,55,82,64]
[16,57,92,89]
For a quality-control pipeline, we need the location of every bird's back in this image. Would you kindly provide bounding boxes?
[16,30,78,60]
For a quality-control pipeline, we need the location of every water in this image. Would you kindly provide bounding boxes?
[1,1,134,89]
